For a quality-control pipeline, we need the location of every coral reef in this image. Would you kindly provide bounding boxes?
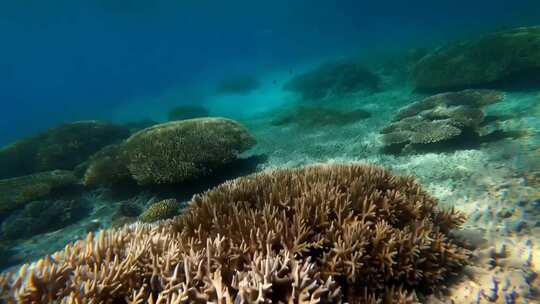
[380,89,506,153]
[1,199,90,240]
[272,105,371,127]
[284,61,380,101]
[122,117,256,185]
[215,74,260,95]
[83,118,256,186]
[81,144,132,187]
[0,170,78,213]
[413,26,540,91]
[167,105,210,121]
[138,198,179,223]
[0,164,469,303]
[0,121,130,179]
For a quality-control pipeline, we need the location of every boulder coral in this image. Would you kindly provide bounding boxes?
[138,199,179,223]
[284,61,380,101]
[413,26,540,91]
[381,89,504,153]
[83,117,256,186]
[0,121,130,179]
[0,164,469,303]
[0,170,78,213]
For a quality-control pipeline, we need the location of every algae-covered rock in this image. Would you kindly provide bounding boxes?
[414,26,540,91]
[284,61,380,101]
[84,118,256,186]
[167,105,210,121]
[0,170,78,213]
[381,89,504,153]
[138,199,179,222]
[0,121,130,179]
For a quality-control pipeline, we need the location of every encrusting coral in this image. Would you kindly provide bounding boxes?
[138,199,179,223]
[0,164,469,303]
[381,89,504,153]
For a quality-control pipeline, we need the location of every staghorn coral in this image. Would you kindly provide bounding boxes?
[138,199,179,223]
[0,121,130,179]
[284,61,380,101]
[381,89,505,153]
[0,164,468,303]
[0,170,78,213]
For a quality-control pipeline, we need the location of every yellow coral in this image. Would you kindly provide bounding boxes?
[138,199,179,223]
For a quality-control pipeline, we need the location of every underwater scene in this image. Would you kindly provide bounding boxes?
[1,0,540,303]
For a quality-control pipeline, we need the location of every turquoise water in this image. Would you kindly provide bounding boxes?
[1,1,540,303]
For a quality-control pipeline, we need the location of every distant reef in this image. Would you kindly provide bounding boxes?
[284,61,380,101]
[413,26,540,91]
[167,104,210,121]
[215,74,260,95]
[0,121,130,179]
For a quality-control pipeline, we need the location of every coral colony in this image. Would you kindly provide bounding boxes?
[1,25,540,304]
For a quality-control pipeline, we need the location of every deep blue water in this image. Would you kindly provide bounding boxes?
[1,0,539,145]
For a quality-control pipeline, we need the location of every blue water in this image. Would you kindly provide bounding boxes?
[2,2,540,302]
[1,0,539,145]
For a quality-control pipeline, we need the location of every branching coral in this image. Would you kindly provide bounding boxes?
[0,164,468,303]
[381,89,504,153]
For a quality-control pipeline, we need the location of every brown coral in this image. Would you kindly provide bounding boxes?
[0,164,468,303]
